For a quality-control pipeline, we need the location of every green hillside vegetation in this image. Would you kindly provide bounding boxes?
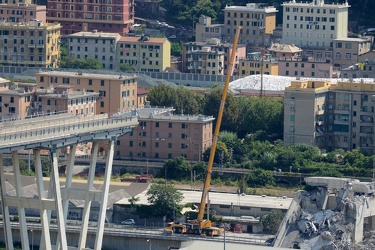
[161,0,375,31]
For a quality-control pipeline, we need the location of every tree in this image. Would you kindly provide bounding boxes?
[203,87,239,132]
[146,184,183,218]
[128,196,140,206]
[119,64,134,72]
[171,42,182,57]
[161,156,192,181]
[247,168,275,187]
[60,56,103,69]
[202,141,229,165]
[260,210,284,234]
[172,85,200,114]
[147,84,176,107]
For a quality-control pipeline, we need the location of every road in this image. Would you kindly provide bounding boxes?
[5,220,272,246]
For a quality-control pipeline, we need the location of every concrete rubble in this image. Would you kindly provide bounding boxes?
[273,177,375,250]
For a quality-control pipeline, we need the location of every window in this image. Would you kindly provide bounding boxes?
[155,122,159,127]
[168,122,172,128]
[10,97,14,103]
[129,141,133,147]
[155,142,159,148]
[168,143,172,148]
[101,80,104,86]
[168,133,172,138]
[290,115,295,121]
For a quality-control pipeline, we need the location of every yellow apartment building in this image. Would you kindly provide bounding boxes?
[116,36,171,72]
[239,52,278,77]
[284,79,375,154]
[36,71,138,115]
[0,20,61,68]
[223,3,277,45]
[116,104,215,161]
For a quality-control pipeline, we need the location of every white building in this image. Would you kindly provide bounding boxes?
[281,0,350,49]
[67,31,121,70]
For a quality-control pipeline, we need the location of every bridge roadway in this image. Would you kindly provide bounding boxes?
[0,221,271,250]
[0,112,139,250]
[0,112,137,153]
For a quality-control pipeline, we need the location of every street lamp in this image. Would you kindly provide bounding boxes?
[30,229,34,250]
[298,168,301,187]
[147,239,152,250]
[289,165,293,173]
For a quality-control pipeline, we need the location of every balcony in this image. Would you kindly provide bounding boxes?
[28,44,36,48]
[36,44,45,48]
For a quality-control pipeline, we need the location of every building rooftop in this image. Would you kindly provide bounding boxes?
[118,189,292,210]
[37,71,137,80]
[41,91,99,99]
[268,43,302,53]
[281,0,350,8]
[118,36,168,44]
[0,20,60,29]
[333,37,372,42]
[185,40,246,48]
[133,106,215,123]
[224,3,278,13]
[68,31,121,39]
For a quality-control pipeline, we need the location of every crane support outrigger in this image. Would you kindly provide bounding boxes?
[165,26,243,236]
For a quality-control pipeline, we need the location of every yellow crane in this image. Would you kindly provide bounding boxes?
[165,26,242,236]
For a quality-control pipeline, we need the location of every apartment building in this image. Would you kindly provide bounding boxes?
[46,0,135,35]
[281,0,349,49]
[68,31,121,70]
[36,71,138,115]
[223,3,277,46]
[34,85,98,115]
[267,43,302,59]
[278,59,332,78]
[238,53,278,77]
[0,20,61,68]
[183,47,225,75]
[0,2,46,22]
[284,79,375,154]
[340,61,375,79]
[333,37,372,68]
[116,36,171,72]
[116,104,215,161]
[0,84,34,119]
[182,38,247,75]
[195,15,224,43]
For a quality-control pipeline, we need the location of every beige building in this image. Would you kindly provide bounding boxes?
[182,38,247,75]
[68,31,121,70]
[223,3,277,45]
[239,53,278,77]
[195,16,224,43]
[0,20,61,68]
[284,79,375,154]
[36,71,138,115]
[116,104,215,161]
[34,85,99,116]
[333,37,373,68]
[116,36,171,72]
[281,0,349,49]
[0,2,46,22]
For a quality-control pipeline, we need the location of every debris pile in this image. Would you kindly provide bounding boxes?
[274,177,375,250]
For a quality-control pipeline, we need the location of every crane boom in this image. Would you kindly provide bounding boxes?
[197,26,242,222]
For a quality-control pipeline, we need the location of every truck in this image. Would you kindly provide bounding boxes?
[165,25,242,237]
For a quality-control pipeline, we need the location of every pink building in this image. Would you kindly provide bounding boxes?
[46,0,135,36]
[0,3,46,22]
[278,59,333,78]
[182,38,247,75]
[116,104,215,161]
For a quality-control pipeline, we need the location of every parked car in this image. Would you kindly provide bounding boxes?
[121,219,135,225]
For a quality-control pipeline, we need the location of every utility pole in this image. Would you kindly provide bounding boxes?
[259,26,265,98]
